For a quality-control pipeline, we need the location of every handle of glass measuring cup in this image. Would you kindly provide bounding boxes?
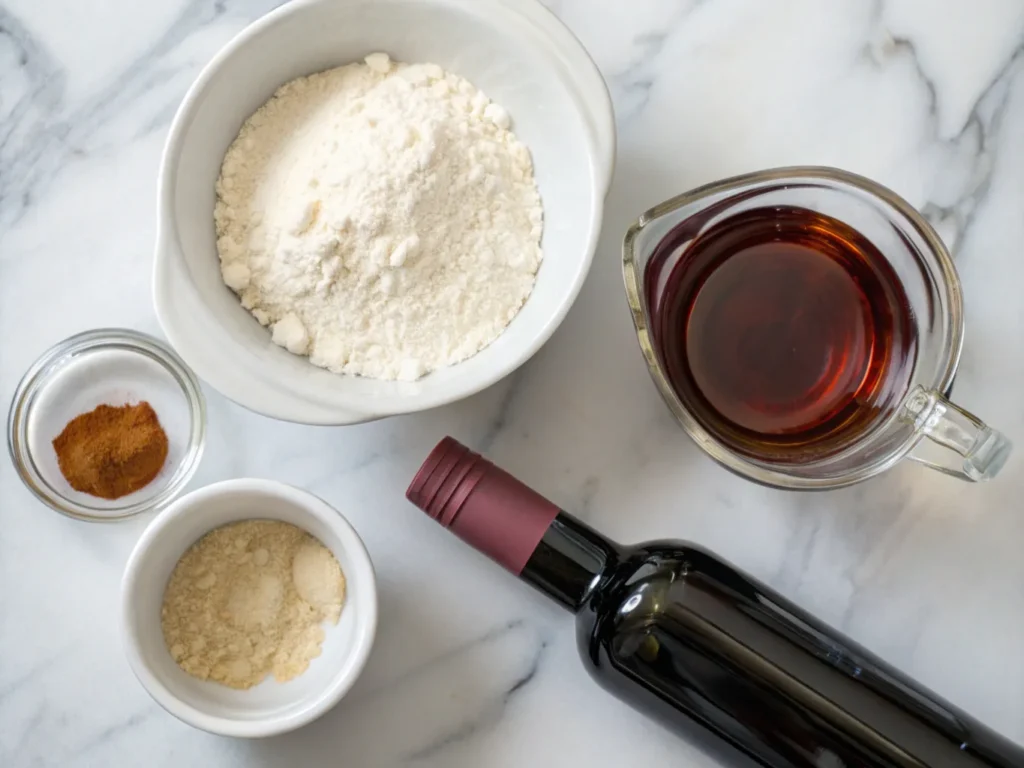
[901,387,1013,481]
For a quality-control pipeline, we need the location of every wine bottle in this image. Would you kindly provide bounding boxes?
[407,437,1024,768]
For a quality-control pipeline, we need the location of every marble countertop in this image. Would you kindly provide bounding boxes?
[3,0,1024,765]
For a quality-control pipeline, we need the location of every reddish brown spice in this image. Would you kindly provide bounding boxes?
[52,402,169,500]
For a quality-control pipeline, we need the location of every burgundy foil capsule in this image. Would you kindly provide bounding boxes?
[406,437,559,575]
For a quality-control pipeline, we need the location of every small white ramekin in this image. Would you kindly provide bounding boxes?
[121,479,377,737]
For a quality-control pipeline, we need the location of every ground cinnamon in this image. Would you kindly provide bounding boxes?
[52,402,169,500]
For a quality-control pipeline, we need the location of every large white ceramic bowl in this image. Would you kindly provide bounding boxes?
[154,0,615,424]
[121,479,378,737]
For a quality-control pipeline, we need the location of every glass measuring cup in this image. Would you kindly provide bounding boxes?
[622,167,1012,489]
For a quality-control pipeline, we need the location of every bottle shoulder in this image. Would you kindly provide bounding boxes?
[575,540,707,629]
[611,539,718,586]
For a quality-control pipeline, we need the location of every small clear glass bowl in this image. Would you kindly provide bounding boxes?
[7,329,206,522]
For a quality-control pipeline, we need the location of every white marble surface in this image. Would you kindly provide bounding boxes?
[2,0,1024,765]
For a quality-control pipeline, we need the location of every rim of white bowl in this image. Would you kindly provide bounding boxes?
[120,478,378,737]
[152,0,616,425]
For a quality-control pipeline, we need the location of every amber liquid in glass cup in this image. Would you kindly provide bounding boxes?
[650,205,917,463]
[624,167,1012,489]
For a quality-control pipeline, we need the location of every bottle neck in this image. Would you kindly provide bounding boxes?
[521,512,617,612]
[405,438,618,610]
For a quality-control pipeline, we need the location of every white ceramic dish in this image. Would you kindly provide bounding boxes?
[153,0,615,425]
[121,479,377,737]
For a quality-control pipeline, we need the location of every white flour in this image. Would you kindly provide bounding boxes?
[215,53,543,381]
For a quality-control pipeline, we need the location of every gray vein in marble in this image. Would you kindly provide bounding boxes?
[771,506,824,597]
[0,0,283,237]
[869,4,1024,251]
[0,647,68,701]
[474,371,524,454]
[606,41,656,124]
[602,3,696,124]
[935,53,1024,256]
[74,709,158,760]
[366,619,532,702]
[574,474,600,520]
[766,470,921,635]
[821,482,919,634]
[406,632,548,763]
[0,5,64,228]
[3,704,44,764]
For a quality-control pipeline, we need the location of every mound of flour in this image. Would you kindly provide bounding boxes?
[214,52,543,381]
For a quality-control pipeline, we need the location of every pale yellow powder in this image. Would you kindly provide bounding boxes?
[161,520,346,689]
